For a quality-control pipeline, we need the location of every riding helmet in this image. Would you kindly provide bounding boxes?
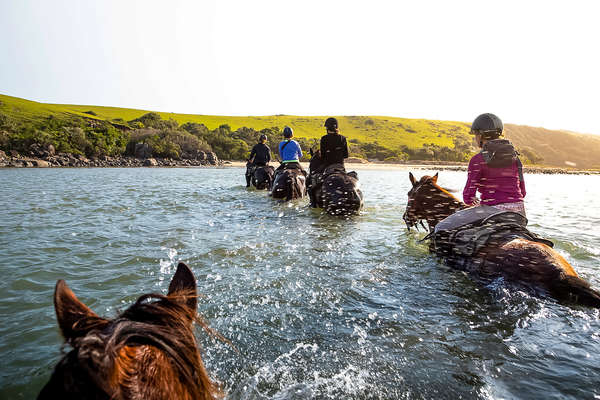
[283,126,293,138]
[470,113,503,139]
[259,134,267,142]
[324,117,338,131]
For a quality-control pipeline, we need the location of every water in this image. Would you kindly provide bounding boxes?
[1,167,599,399]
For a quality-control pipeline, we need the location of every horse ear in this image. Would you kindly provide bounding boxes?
[309,148,314,156]
[409,172,417,187]
[54,280,103,341]
[168,262,197,312]
[432,173,439,184]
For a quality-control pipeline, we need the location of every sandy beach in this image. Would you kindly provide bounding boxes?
[222,161,600,175]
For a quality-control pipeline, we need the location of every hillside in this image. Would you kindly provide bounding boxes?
[1,93,599,168]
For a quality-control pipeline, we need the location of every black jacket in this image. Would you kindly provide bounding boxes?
[320,134,349,166]
[249,143,271,165]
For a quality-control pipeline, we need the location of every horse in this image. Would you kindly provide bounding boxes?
[38,262,221,400]
[270,164,307,201]
[308,150,363,215]
[402,172,600,307]
[251,165,275,190]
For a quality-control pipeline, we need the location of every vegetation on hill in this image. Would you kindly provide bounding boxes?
[1,93,599,168]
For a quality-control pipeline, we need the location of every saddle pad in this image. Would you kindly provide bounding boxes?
[435,205,505,233]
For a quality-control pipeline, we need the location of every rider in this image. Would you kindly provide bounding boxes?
[320,117,349,170]
[246,134,271,187]
[307,117,350,207]
[275,126,305,176]
[463,113,526,216]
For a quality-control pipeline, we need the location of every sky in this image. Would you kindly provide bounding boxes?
[1,0,599,134]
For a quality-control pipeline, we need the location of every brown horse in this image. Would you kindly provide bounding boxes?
[271,166,307,201]
[307,150,363,215]
[38,262,221,400]
[403,172,600,307]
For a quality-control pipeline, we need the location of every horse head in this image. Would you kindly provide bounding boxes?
[308,149,322,173]
[253,166,274,190]
[38,263,220,400]
[403,172,465,231]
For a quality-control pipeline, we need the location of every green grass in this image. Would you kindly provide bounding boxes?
[3,93,599,168]
[1,94,469,150]
[50,103,467,150]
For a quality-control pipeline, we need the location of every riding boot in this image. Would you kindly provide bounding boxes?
[245,175,251,187]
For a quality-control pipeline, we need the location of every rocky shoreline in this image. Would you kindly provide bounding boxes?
[0,144,222,168]
[401,163,600,175]
[1,145,598,175]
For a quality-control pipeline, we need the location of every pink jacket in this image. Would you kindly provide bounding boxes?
[463,152,526,206]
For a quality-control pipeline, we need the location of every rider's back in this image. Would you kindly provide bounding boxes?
[320,133,348,167]
[464,153,524,205]
[250,143,271,165]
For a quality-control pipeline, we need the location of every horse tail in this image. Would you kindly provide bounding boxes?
[552,275,600,308]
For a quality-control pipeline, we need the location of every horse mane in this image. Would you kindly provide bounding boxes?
[431,181,463,205]
[50,291,220,400]
[111,292,218,400]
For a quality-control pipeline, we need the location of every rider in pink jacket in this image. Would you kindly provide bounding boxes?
[463,113,526,216]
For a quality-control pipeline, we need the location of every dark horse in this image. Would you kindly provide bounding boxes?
[38,263,221,400]
[249,164,275,190]
[270,164,307,201]
[403,172,600,307]
[308,150,363,215]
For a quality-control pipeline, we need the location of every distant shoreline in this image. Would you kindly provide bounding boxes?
[1,154,598,175]
[222,161,600,175]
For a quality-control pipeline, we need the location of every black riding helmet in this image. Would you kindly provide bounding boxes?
[324,117,338,131]
[470,113,503,139]
[283,126,293,138]
[259,134,267,142]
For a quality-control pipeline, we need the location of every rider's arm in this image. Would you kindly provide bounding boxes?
[296,141,303,160]
[463,154,483,205]
[342,137,349,159]
[320,136,327,161]
[249,145,257,161]
[519,175,526,198]
[266,146,271,163]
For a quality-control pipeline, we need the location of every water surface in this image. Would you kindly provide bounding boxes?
[1,167,599,399]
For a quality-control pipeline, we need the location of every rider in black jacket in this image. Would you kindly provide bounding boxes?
[320,117,349,169]
[246,134,271,187]
[308,118,350,206]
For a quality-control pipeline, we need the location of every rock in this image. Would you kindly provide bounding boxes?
[9,150,20,158]
[0,150,5,160]
[29,143,44,157]
[135,143,152,159]
[46,144,55,156]
[206,152,219,165]
[143,158,158,166]
[33,160,50,167]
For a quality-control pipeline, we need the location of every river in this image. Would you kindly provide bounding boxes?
[0,167,599,399]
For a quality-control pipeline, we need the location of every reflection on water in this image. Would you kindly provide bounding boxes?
[0,167,599,399]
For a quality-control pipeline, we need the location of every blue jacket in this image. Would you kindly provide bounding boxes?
[278,140,303,162]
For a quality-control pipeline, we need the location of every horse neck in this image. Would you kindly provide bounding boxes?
[426,189,467,228]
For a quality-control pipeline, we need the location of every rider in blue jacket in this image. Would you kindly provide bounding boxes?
[275,127,306,176]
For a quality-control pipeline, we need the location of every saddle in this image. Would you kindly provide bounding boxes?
[425,206,553,259]
[310,164,357,186]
